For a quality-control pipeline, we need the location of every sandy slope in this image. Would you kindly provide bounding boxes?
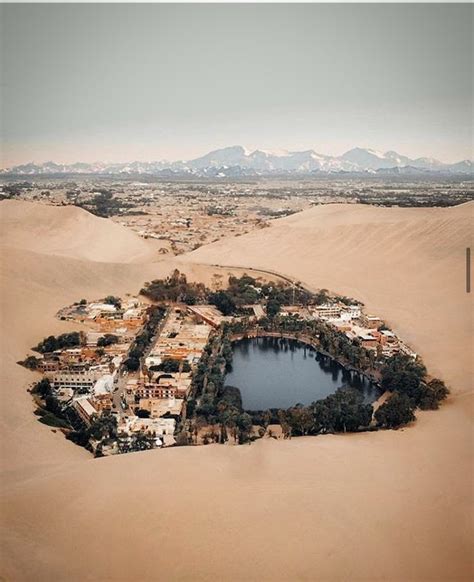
[0,200,472,581]
[0,200,159,263]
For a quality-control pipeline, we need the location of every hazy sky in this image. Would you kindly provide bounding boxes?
[1,3,472,166]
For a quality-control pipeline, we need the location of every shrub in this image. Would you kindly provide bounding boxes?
[375,393,416,429]
[97,334,119,348]
[34,332,82,354]
[418,379,449,410]
[38,412,70,429]
[18,355,40,370]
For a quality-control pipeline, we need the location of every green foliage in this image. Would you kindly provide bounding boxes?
[221,339,233,371]
[375,393,416,428]
[18,355,40,370]
[141,270,207,303]
[88,412,118,442]
[266,298,281,318]
[118,431,156,453]
[237,412,253,443]
[271,388,373,437]
[77,191,127,218]
[124,356,140,372]
[132,431,157,451]
[312,388,373,433]
[31,378,52,398]
[38,411,70,429]
[224,275,312,309]
[217,385,243,412]
[97,334,119,347]
[136,409,151,418]
[174,431,190,446]
[124,306,165,371]
[209,291,236,315]
[314,289,330,305]
[34,332,82,354]
[151,359,191,373]
[418,378,449,410]
[381,354,427,404]
[104,295,122,308]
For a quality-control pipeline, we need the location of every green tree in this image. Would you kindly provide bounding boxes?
[237,412,253,443]
[381,354,426,404]
[266,299,281,318]
[97,334,119,347]
[19,355,40,370]
[375,393,416,429]
[418,378,449,410]
[104,295,122,308]
[88,412,118,442]
[209,291,236,316]
[130,431,156,451]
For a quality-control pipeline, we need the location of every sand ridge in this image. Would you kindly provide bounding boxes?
[0,199,160,263]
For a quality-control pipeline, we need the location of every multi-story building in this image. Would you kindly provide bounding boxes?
[137,383,177,399]
[49,367,111,392]
[313,304,342,319]
[73,396,98,425]
[37,358,60,373]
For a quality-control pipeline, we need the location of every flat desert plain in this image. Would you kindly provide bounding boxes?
[1,199,472,581]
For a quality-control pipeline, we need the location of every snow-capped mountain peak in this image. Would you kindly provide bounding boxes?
[2,146,471,177]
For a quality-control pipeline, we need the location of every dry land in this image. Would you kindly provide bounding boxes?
[0,198,472,581]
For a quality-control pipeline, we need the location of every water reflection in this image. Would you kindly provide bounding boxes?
[225,337,380,411]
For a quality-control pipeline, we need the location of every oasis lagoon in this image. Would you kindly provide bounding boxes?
[225,337,380,411]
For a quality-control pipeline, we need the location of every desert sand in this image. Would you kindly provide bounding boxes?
[1,200,472,581]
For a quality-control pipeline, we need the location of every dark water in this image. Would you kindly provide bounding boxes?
[225,337,380,411]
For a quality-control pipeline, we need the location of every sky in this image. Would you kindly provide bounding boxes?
[1,3,472,166]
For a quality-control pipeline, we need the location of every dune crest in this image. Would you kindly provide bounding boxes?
[0,199,158,263]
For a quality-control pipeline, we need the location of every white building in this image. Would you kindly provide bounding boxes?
[346,305,362,319]
[312,303,344,320]
[120,417,176,438]
[93,374,115,396]
[50,369,104,391]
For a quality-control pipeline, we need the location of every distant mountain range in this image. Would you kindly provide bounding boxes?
[2,146,472,177]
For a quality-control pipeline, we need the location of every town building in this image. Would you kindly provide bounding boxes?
[73,396,98,424]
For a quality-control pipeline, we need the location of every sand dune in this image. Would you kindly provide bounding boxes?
[1,201,472,581]
[0,200,159,263]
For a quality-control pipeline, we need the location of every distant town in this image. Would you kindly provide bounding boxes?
[1,177,473,255]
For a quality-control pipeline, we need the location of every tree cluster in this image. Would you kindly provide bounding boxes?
[33,332,83,354]
[140,270,207,304]
[77,191,129,218]
[123,306,165,371]
[97,334,119,348]
[149,358,191,373]
[374,354,449,428]
[250,387,373,438]
[18,355,41,370]
[104,295,122,309]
